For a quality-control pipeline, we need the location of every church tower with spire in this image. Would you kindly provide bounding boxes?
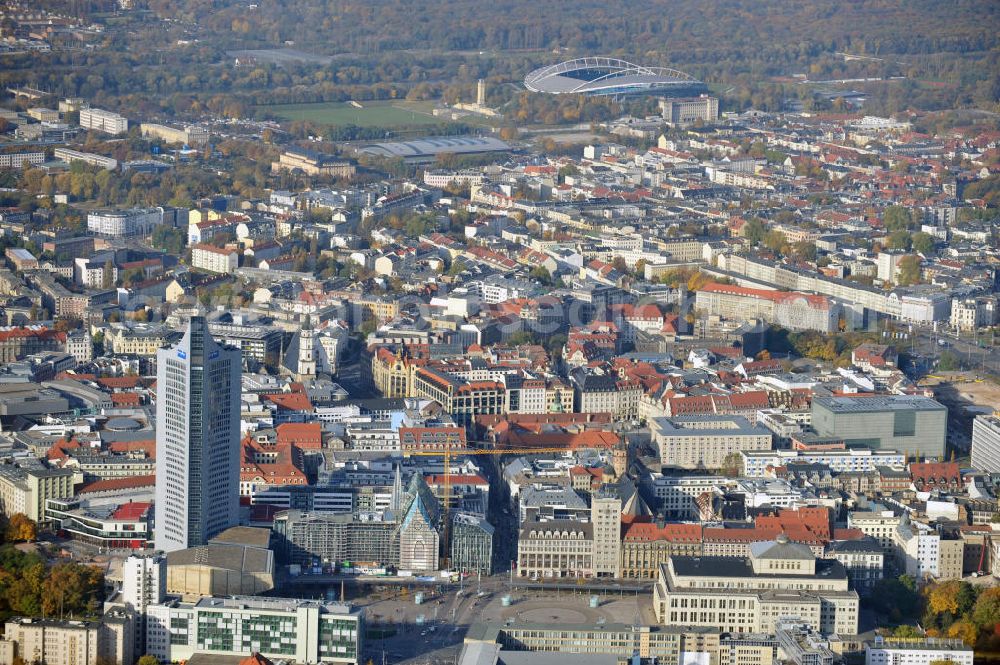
[612,441,629,480]
[390,463,403,514]
[296,315,316,380]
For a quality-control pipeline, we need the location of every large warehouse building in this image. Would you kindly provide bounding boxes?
[524,57,707,98]
[358,136,511,164]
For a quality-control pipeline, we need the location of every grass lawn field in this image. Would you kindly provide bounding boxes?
[260,100,444,127]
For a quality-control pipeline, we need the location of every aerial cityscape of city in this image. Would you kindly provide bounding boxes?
[0,1,998,664]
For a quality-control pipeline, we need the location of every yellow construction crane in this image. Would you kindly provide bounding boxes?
[403,446,577,567]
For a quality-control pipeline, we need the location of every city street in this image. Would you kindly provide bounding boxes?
[357,584,654,664]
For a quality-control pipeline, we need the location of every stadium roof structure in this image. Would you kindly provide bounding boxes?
[524,57,706,98]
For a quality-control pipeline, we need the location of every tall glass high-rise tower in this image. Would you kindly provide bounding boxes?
[155,316,241,553]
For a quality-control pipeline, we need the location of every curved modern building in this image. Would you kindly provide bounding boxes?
[524,57,706,98]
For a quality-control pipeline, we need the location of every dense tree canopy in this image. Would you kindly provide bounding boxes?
[12,0,999,122]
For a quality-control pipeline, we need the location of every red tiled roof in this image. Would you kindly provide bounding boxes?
[111,393,141,407]
[276,422,322,449]
[0,327,66,343]
[425,474,488,486]
[111,501,152,520]
[623,522,701,543]
[98,376,143,389]
[109,440,155,458]
[505,429,619,450]
[78,475,155,494]
[262,392,314,412]
[699,282,830,310]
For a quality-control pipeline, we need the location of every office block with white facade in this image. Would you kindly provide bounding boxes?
[972,415,1000,474]
[155,316,241,553]
[87,207,163,237]
[122,554,166,654]
[865,637,972,665]
[651,415,772,470]
[145,596,363,664]
[742,448,905,477]
[79,108,128,135]
[654,536,859,636]
[191,243,239,274]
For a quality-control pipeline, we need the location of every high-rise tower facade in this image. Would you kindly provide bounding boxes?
[155,316,241,553]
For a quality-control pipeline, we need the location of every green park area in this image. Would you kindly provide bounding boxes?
[260,100,443,128]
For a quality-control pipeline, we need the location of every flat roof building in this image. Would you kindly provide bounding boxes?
[651,415,772,470]
[865,637,973,665]
[811,396,947,460]
[2,610,133,665]
[654,536,859,636]
[359,136,511,164]
[0,463,74,522]
[972,415,1000,474]
[146,596,362,664]
[79,107,128,135]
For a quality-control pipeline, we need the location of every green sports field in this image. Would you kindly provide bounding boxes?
[260,100,445,127]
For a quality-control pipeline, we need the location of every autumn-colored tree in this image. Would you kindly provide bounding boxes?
[5,513,36,542]
[6,562,44,617]
[892,625,923,638]
[137,655,160,665]
[41,563,104,618]
[897,255,922,286]
[719,452,743,477]
[756,349,772,361]
[882,206,914,231]
[498,126,519,141]
[946,621,978,647]
[686,271,710,292]
[972,587,1000,629]
[53,318,82,333]
[926,580,963,616]
[887,230,912,250]
[742,218,766,245]
[912,232,935,255]
[763,229,787,255]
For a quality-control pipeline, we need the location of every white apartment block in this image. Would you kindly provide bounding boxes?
[1,612,133,665]
[646,474,725,519]
[140,122,209,145]
[422,169,484,188]
[0,152,45,169]
[894,519,939,578]
[53,148,118,170]
[65,330,92,363]
[866,638,972,665]
[741,448,905,477]
[80,107,128,135]
[74,257,117,288]
[848,510,903,556]
[972,415,1000,474]
[87,208,163,237]
[654,538,859,636]
[695,284,839,333]
[122,554,166,652]
[146,597,362,664]
[191,243,238,274]
[950,296,998,332]
[591,492,622,578]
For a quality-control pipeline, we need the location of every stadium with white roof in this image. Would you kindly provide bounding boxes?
[524,57,707,98]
